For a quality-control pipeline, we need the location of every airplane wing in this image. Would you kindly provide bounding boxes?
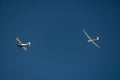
[91,41,101,48]
[83,29,92,40]
[16,37,22,44]
[22,46,28,51]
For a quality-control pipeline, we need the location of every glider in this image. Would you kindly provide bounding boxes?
[16,37,31,51]
[83,29,101,48]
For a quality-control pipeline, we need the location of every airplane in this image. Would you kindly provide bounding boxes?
[16,37,31,51]
[83,29,101,48]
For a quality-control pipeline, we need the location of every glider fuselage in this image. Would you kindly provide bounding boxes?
[17,43,29,47]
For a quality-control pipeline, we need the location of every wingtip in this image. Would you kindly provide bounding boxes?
[82,28,86,32]
[97,46,101,48]
[16,37,19,39]
[16,37,18,40]
[82,28,85,31]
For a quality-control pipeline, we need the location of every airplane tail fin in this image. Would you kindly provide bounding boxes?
[27,42,31,47]
[96,36,99,40]
[92,37,99,41]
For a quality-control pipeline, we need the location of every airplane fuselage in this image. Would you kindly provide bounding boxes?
[88,38,99,42]
[17,43,28,47]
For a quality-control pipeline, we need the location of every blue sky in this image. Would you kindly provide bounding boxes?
[0,0,120,80]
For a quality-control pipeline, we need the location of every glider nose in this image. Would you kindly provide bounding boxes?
[88,40,91,42]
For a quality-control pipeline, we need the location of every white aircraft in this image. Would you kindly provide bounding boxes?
[16,37,31,51]
[83,29,101,48]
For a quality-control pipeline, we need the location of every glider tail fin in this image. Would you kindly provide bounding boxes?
[96,36,99,40]
[27,42,31,47]
[92,37,99,41]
